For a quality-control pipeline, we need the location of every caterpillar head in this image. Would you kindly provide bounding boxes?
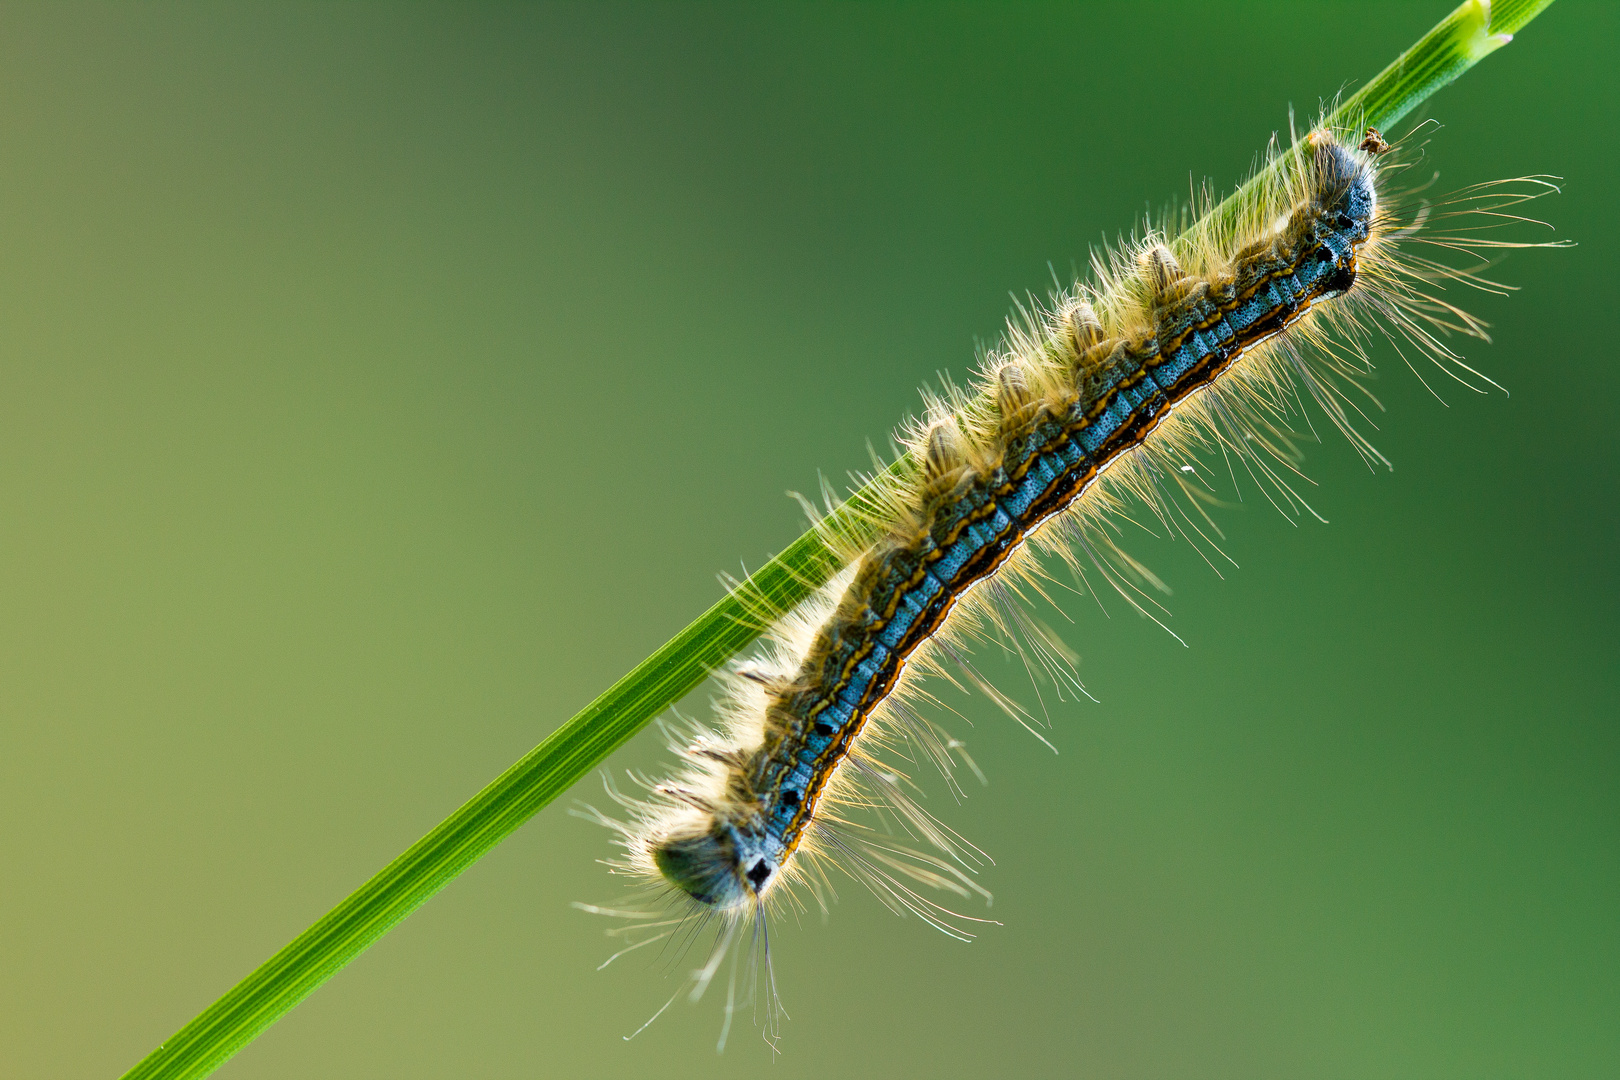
[651,819,779,910]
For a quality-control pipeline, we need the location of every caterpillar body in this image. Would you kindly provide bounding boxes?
[668,136,1373,906]
[582,119,1558,1044]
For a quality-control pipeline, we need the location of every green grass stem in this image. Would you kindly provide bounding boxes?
[120,2,1557,1076]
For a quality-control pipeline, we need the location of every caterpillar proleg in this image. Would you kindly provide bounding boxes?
[579,113,1561,1048]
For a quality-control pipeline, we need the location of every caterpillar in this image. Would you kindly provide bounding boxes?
[579,117,1559,1047]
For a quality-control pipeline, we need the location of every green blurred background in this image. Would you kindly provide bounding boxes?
[0,3,1613,1077]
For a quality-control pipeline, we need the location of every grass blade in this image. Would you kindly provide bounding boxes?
[119,2,1558,1076]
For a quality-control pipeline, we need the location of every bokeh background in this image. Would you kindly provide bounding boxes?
[1,3,1614,1077]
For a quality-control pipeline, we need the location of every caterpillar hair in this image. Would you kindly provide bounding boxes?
[577,113,1562,1049]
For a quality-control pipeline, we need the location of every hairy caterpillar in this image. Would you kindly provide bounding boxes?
[578,117,1559,1047]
